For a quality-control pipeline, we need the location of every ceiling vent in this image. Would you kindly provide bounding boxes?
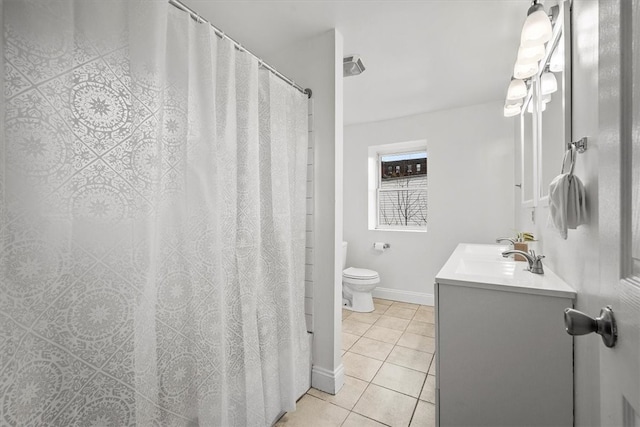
[343,55,365,77]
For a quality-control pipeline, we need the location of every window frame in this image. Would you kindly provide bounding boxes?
[367,140,428,232]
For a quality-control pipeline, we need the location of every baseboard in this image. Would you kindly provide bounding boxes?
[372,287,434,306]
[311,363,345,395]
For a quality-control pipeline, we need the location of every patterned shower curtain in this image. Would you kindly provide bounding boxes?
[0,1,310,425]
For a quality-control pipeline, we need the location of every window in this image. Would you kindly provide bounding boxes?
[368,140,428,231]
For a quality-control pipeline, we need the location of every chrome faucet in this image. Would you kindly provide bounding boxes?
[496,237,517,245]
[502,249,545,274]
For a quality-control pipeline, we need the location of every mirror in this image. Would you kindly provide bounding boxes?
[521,95,535,206]
[538,0,571,202]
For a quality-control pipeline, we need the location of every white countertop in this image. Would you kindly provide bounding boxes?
[435,243,576,299]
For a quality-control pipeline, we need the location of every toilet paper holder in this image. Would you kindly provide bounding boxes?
[373,243,391,249]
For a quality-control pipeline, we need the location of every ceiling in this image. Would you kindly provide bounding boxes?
[183,0,532,126]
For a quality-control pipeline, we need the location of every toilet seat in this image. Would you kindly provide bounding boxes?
[343,267,379,280]
[343,267,379,286]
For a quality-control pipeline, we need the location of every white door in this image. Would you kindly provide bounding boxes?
[598,0,640,424]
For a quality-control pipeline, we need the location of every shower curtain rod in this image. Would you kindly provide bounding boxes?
[168,0,312,99]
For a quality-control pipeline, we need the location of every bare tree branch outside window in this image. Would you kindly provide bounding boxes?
[378,152,427,228]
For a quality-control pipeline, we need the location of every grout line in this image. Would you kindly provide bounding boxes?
[349,381,373,421]
[384,359,433,376]
[408,374,430,426]
[348,412,393,427]
[338,301,435,426]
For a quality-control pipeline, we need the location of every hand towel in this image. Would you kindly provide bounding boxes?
[549,174,587,239]
[549,147,588,239]
[566,175,587,229]
[549,173,571,239]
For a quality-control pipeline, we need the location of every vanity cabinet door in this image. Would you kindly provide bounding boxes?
[435,283,573,427]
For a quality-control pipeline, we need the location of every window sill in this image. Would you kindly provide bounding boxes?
[369,227,427,233]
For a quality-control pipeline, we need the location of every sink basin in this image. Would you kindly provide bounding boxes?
[462,244,509,254]
[455,258,516,278]
[461,244,510,261]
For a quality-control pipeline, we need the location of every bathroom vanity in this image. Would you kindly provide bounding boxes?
[434,244,576,427]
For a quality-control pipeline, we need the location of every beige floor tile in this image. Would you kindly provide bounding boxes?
[349,337,394,361]
[342,332,360,351]
[373,303,390,315]
[275,394,349,427]
[342,318,372,336]
[373,297,393,306]
[419,374,436,403]
[342,412,387,427]
[391,301,420,310]
[385,305,418,320]
[397,332,436,353]
[353,383,417,426]
[363,325,403,345]
[414,307,435,323]
[307,375,368,411]
[342,351,383,382]
[387,345,433,373]
[410,400,436,427]
[372,362,426,398]
[405,320,435,337]
[342,309,352,320]
[374,315,410,331]
[348,311,381,325]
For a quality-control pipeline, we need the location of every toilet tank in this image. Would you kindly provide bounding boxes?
[342,241,348,270]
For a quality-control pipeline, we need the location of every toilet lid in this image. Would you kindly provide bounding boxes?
[343,267,379,279]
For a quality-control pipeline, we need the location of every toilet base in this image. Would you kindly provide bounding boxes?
[342,290,375,313]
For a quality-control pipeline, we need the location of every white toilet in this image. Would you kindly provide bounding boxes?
[342,241,380,312]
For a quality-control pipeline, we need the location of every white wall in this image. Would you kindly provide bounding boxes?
[515,1,600,424]
[344,101,515,304]
[269,29,345,395]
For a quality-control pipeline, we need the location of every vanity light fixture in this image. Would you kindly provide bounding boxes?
[520,0,553,48]
[504,100,522,117]
[541,70,558,95]
[517,44,546,64]
[541,93,552,104]
[504,107,521,118]
[506,78,527,100]
[504,1,555,118]
[514,61,539,79]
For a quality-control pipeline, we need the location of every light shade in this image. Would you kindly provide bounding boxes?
[517,44,545,63]
[520,4,553,47]
[541,72,558,94]
[504,105,521,117]
[506,78,527,100]
[504,98,523,117]
[541,94,552,104]
[514,60,539,79]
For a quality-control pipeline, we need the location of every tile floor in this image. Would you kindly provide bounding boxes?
[276,298,436,427]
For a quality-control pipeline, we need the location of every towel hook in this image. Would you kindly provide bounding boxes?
[567,137,588,154]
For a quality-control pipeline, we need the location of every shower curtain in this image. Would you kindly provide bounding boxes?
[0,1,310,425]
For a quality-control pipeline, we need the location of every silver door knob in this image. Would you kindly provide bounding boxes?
[564,306,617,348]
